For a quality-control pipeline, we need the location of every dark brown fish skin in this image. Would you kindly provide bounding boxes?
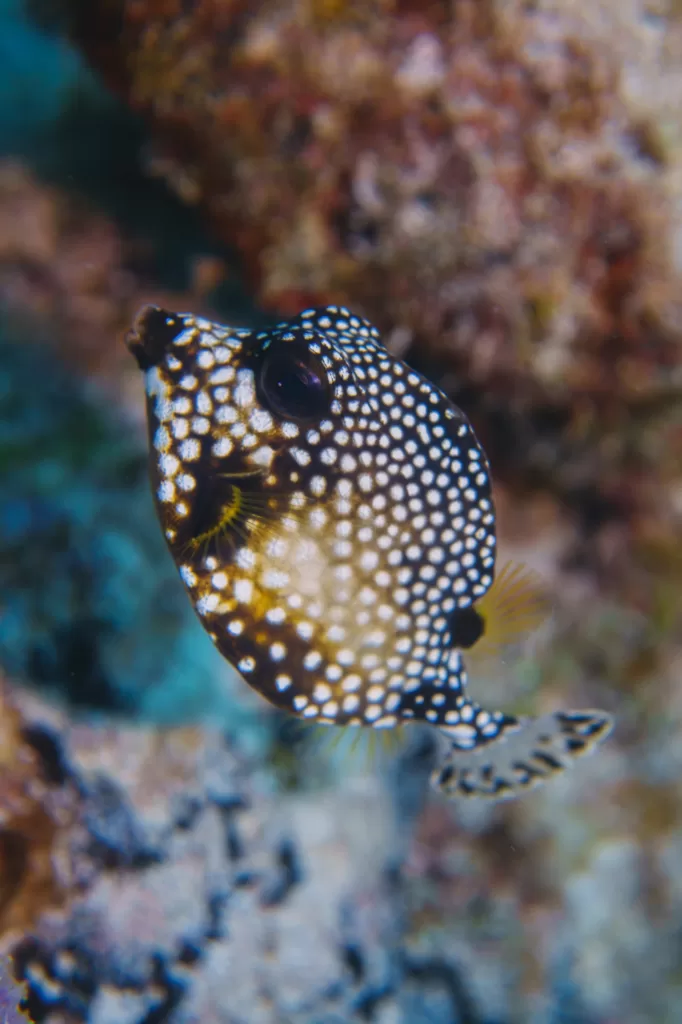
[128,304,613,798]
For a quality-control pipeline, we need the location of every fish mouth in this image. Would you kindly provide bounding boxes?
[126,305,186,371]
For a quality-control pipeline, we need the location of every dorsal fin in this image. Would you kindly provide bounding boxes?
[463,561,553,670]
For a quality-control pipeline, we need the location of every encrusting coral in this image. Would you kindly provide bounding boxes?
[0,679,76,946]
[2,2,682,1019]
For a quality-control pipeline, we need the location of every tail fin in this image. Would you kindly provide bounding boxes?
[432,708,613,800]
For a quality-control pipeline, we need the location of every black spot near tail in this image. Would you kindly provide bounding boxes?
[448,605,485,649]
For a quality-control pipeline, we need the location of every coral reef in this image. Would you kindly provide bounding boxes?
[0,681,76,947]
[0,953,32,1023]
[0,161,279,735]
[4,683,405,1024]
[0,159,254,409]
[0,312,247,727]
[1,1,681,1021]
[40,0,682,636]
[4,668,682,1024]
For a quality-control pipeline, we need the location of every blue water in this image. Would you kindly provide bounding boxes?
[0,0,84,156]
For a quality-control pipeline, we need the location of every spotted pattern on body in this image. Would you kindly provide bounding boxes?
[127,305,613,798]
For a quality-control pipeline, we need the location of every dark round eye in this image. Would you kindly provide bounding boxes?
[258,344,331,422]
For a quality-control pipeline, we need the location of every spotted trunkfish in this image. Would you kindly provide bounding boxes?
[126,304,613,798]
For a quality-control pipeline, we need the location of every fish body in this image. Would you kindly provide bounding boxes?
[127,304,612,798]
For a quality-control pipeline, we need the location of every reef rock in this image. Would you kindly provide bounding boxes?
[41,0,682,611]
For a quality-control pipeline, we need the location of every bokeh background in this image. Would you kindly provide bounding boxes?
[0,1,681,1021]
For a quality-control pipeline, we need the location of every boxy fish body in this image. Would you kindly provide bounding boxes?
[127,304,612,798]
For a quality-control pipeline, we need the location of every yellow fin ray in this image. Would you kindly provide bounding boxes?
[467,561,553,669]
[304,721,407,775]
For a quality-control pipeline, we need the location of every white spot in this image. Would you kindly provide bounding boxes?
[193,593,218,614]
[158,481,175,503]
[216,405,238,424]
[179,565,197,587]
[210,367,235,385]
[179,438,201,462]
[197,350,215,369]
[263,569,290,589]
[236,548,256,570]
[212,437,234,458]
[266,607,286,624]
[233,370,256,408]
[250,409,273,432]
[160,453,179,477]
[303,650,322,670]
[178,473,196,492]
[173,396,192,415]
[154,426,171,452]
[250,445,274,467]
[171,418,189,440]
[291,447,311,466]
[234,579,253,604]
[360,551,379,572]
[196,392,213,416]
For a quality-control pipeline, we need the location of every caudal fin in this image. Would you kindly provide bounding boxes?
[432,708,613,800]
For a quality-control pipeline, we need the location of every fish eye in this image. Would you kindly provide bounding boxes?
[258,343,331,422]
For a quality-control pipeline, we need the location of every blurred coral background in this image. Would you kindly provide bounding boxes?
[0,0,681,1021]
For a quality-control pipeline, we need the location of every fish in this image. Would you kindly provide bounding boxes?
[126,303,613,799]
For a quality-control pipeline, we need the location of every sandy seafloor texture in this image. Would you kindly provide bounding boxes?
[0,0,681,1022]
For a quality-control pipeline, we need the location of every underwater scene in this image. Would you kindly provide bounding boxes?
[0,0,681,1021]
